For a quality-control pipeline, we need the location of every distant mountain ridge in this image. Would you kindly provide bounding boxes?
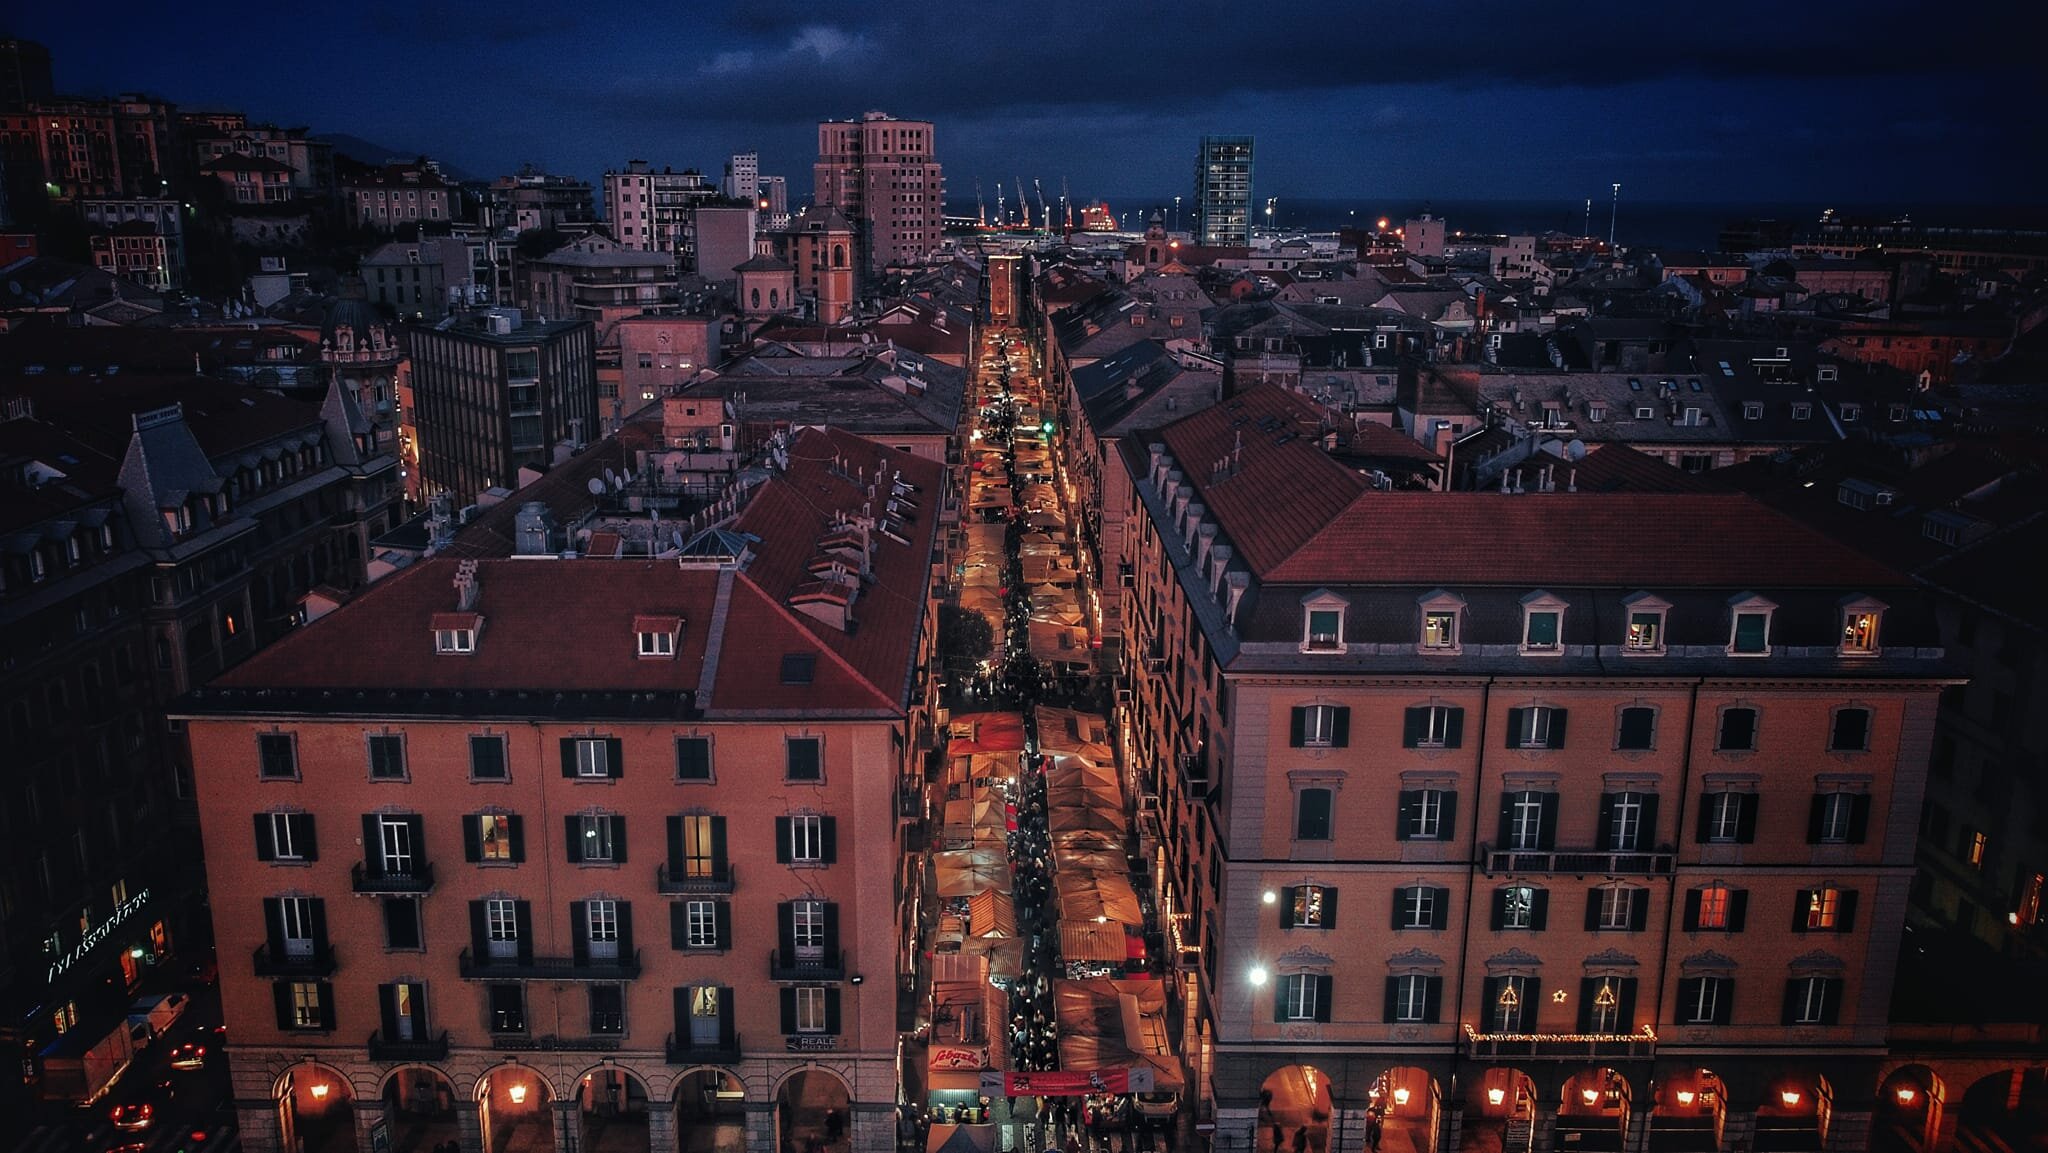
[313,132,480,182]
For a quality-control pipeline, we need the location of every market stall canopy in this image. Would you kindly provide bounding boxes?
[1051,829,1124,853]
[1056,874,1144,927]
[1045,755,1120,794]
[1051,980,1185,1091]
[1053,848,1129,876]
[1059,922,1131,963]
[928,1123,997,1153]
[934,849,1011,897]
[1047,802,1124,836]
[968,889,1017,938]
[1037,707,1115,761]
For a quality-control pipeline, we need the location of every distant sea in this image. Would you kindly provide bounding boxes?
[952,196,2048,251]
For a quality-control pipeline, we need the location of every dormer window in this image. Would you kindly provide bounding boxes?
[1300,590,1348,654]
[634,615,682,659]
[1839,597,1885,657]
[431,612,482,654]
[1726,594,1776,657]
[1742,401,1763,420]
[1621,593,1669,656]
[1520,591,1566,655]
[1418,590,1465,654]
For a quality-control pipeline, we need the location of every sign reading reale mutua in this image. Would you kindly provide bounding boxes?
[46,888,152,986]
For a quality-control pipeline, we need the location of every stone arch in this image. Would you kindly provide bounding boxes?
[1755,1071,1832,1151]
[379,1064,459,1153]
[1647,1066,1728,1152]
[776,1065,853,1153]
[674,1066,748,1150]
[1459,1067,1539,1153]
[1556,1068,1634,1152]
[832,244,847,269]
[569,1063,653,1152]
[476,1062,556,1153]
[1259,1062,1336,1153]
[1874,1064,1946,1153]
[1370,1066,1441,1153]
[273,1060,359,1153]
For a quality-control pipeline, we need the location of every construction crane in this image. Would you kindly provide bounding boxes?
[1033,179,1049,236]
[995,181,1006,228]
[975,178,987,229]
[1061,176,1072,232]
[1016,178,1030,230]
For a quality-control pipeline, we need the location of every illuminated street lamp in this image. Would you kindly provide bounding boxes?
[1247,966,1268,986]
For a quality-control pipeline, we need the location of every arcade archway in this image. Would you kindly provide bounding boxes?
[1459,1067,1536,1153]
[275,1063,357,1153]
[1370,1067,1440,1153]
[1259,1063,1334,1153]
[1874,1065,1945,1153]
[1959,1067,2048,1149]
[1647,1068,1725,1152]
[1557,1068,1631,1153]
[1754,1073,1830,1152]
[575,1066,651,1152]
[674,1068,746,1153]
[777,1068,851,1153]
[380,1065,458,1153]
[479,1064,555,1153]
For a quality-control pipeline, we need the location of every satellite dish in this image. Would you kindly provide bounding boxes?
[586,478,605,495]
[604,467,618,489]
[672,529,686,550]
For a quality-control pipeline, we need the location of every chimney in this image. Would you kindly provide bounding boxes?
[513,501,556,556]
[453,559,480,610]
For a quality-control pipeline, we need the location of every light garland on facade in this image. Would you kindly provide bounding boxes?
[1463,1023,1658,1043]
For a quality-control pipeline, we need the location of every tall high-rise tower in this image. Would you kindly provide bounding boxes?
[1194,134,1254,246]
[813,111,944,275]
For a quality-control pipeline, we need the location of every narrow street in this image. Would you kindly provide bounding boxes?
[904,324,1183,1153]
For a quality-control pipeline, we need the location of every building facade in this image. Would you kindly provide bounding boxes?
[1194,135,1253,247]
[176,426,943,1153]
[603,161,716,254]
[488,168,596,234]
[346,162,452,231]
[813,111,943,275]
[407,311,597,505]
[1114,385,1949,1153]
[723,152,758,202]
[767,208,858,325]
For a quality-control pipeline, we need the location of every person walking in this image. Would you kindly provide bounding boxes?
[1293,1125,1311,1153]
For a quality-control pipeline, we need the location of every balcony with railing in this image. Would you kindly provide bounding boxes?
[768,949,846,982]
[367,1031,449,1061]
[666,1031,743,1064]
[352,861,436,894]
[253,942,336,978]
[1462,1023,1657,1061]
[1479,844,1675,877]
[490,1033,623,1053]
[457,948,642,981]
[657,862,736,895]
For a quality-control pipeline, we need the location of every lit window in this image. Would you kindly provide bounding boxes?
[794,985,829,1032]
[1840,601,1883,656]
[1291,884,1326,928]
[1805,886,1843,930]
[1622,593,1669,654]
[288,981,322,1029]
[1585,977,1625,1032]
[1497,885,1538,930]
[638,630,674,657]
[1694,884,1731,930]
[1968,830,1988,870]
[477,814,517,862]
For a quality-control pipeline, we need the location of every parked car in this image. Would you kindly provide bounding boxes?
[169,1043,207,1070]
[109,1103,154,1131]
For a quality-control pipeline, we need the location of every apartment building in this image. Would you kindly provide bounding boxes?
[602,161,716,254]
[176,425,943,1153]
[1115,384,1948,1153]
[1194,135,1253,247]
[345,161,452,231]
[813,111,944,275]
[407,310,596,505]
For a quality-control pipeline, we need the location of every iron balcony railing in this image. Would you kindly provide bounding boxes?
[1479,845,1676,877]
[457,948,642,981]
[768,949,847,982]
[656,863,736,895]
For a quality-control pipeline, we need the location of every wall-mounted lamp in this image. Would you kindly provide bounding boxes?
[1780,1090,1802,1107]
[1393,1088,1411,1107]
[1582,1089,1601,1105]
[1676,1090,1697,1106]
[1247,966,1268,986]
[310,1084,329,1100]
[508,1083,528,1105]
[1895,1087,1917,1105]
[1487,1088,1506,1107]
[851,974,865,985]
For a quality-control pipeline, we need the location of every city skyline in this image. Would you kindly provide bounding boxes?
[9,0,2042,209]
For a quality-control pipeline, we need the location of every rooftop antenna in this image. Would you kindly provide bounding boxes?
[1583,198,1592,239]
[1609,183,1621,250]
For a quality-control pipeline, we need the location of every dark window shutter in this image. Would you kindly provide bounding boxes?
[1615,978,1637,1031]
[1806,795,1828,843]
[1847,794,1871,844]
[611,816,628,864]
[821,816,838,863]
[1382,977,1399,1023]
[1437,792,1457,841]
[1537,793,1559,850]
[1274,979,1289,1023]
[1313,976,1334,1023]
[1629,888,1650,932]
[1391,888,1408,930]
[405,816,424,864]
[1289,708,1306,748]
[1322,888,1339,929]
[1402,709,1425,748]
[711,817,727,875]
[378,985,399,1039]
[1504,708,1525,748]
[317,982,335,1030]
[571,901,589,965]
[1489,888,1507,931]
[1638,795,1660,847]
[670,902,688,949]
[1792,890,1813,933]
[1577,978,1598,1032]
[565,815,583,863]
[673,988,692,1041]
[1548,709,1568,748]
[468,901,487,958]
[780,988,797,1034]
[255,814,276,861]
[1837,890,1858,933]
[1597,793,1618,851]
[1395,793,1418,842]
[1431,887,1451,930]
[1423,977,1442,1023]
[361,815,383,878]
[464,816,483,863]
[1444,708,1464,749]
[825,988,842,1034]
[264,898,285,956]
[508,815,525,862]
[667,816,684,873]
[273,981,294,1029]
[822,902,841,956]
[561,738,578,777]
[309,899,327,949]
[1683,889,1702,931]
[1482,977,1502,1023]
[1713,979,1734,1025]
[606,738,624,778]
[1279,887,1297,929]
[1585,891,1604,932]
[514,902,532,963]
[777,903,796,960]
[1496,796,1514,848]
[717,989,736,1047]
[617,902,635,957]
[298,814,318,861]
[1735,794,1758,843]
[1820,978,1841,1025]
[1728,889,1748,932]
[1696,796,1717,844]
[1781,979,1803,1025]
[1331,708,1350,748]
[1676,977,1701,1022]
[775,817,792,864]
[1530,889,1548,930]
[715,901,732,949]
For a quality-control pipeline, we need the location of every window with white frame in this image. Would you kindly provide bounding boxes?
[573,738,611,778]
[1788,975,1838,1024]
[1815,793,1859,843]
[1804,886,1844,930]
[638,629,674,657]
[1491,975,1532,1031]
[793,899,825,957]
[1586,976,1625,1032]
[1418,591,1464,652]
[1302,602,1345,652]
[486,898,518,957]
[1397,885,1440,929]
[435,628,474,653]
[1301,704,1340,748]
[1499,885,1538,930]
[1840,606,1881,654]
[1520,592,1565,654]
[788,814,824,862]
[1291,884,1327,928]
[1280,973,1322,1020]
[586,899,619,958]
[1701,792,1750,843]
[289,981,322,1029]
[1607,792,1647,851]
[266,812,308,861]
[1389,973,1435,1022]
[1624,605,1666,653]
[794,985,828,1032]
[1404,705,1461,748]
[1680,975,1727,1023]
[1695,883,1733,930]
[579,814,616,862]
[685,900,719,948]
[1506,791,1549,850]
[1596,886,1638,931]
[1406,790,1445,840]
[478,814,517,861]
[1727,594,1776,656]
[1512,706,1564,749]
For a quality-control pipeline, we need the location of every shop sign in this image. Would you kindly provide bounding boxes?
[46,888,151,985]
[785,1034,839,1052]
[929,1045,987,1071]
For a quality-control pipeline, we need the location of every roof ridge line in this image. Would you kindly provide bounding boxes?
[694,564,737,709]
[730,572,899,712]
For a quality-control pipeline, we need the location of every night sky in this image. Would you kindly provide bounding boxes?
[11,1,2038,210]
